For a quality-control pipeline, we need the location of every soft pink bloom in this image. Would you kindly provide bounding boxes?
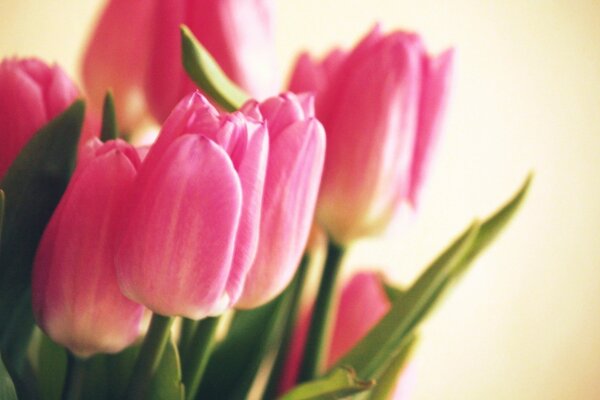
[32,139,145,357]
[280,272,414,398]
[0,58,77,179]
[236,93,326,308]
[82,0,278,127]
[115,92,269,319]
[289,26,454,244]
[81,0,155,131]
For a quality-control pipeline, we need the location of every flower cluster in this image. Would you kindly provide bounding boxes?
[0,1,529,400]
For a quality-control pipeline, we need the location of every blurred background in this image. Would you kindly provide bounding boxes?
[1,0,599,398]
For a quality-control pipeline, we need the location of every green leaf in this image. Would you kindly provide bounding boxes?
[0,100,85,370]
[279,367,374,400]
[196,268,305,400]
[457,173,532,277]
[334,221,481,380]
[363,335,417,400]
[180,25,249,112]
[37,333,67,400]
[333,174,532,381]
[100,91,118,142]
[263,256,311,400]
[382,280,405,303]
[96,339,184,400]
[0,291,35,378]
[103,344,140,399]
[196,300,283,399]
[148,339,185,400]
[81,356,110,400]
[0,352,17,400]
[0,190,4,245]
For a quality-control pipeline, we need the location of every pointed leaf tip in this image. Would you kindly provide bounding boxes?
[180,24,249,112]
[101,91,118,142]
[459,172,533,274]
[330,173,532,385]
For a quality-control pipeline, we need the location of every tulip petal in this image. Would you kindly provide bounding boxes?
[0,62,47,176]
[238,118,325,308]
[32,145,144,357]
[116,134,243,319]
[143,92,220,171]
[317,38,422,243]
[221,120,269,304]
[409,49,455,206]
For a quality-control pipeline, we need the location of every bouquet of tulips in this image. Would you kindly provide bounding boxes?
[0,1,530,399]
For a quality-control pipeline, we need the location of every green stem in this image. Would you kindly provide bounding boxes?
[61,353,86,400]
[182,316,223,400]
[298,239,346,382]
[263,255,311,399]
[124,313,174,400]
[178,318,199,358]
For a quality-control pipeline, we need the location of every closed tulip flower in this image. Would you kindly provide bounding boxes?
[32,139,145,357]
[81,0,155,131]
[116,92,269,319]
[82,0,278,127]
[289,26,454,245]
[280,272,414,399]
[0,58,77,179]
[237,93,326,308]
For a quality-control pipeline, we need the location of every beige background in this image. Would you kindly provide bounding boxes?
[1,1,600,399]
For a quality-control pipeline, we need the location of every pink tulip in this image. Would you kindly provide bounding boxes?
[280,272,414,398]
[32,139,145,357]
[236,93,326,308]
[0,58,77,179]
[82,0,278,127]
[81,0,155,131]
[289,26,454,244]
[115,92,269,319]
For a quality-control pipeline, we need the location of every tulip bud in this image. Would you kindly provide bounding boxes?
[81,0,155,131]
[0,58,77,179]
[289,26,454,244]
[236,93,326,308]
[280,272,414,398]
[116,92,268,319]
[32,139,145,357]
[82,0,278,127]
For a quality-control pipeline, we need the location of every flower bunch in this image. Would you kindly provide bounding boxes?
[0,2,530,400]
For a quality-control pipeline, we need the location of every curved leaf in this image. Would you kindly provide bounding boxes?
[180,25,249,112]
[37,333,67,400]
[148,339,184,400]
[0,100,84,375]
[334,221,481,379]
[333,174,531,381]
[279,367,373,400]
[0,353,17,400]
[363,336,417,400]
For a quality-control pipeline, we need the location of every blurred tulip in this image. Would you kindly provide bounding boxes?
[32,139,145,357]
[0,58,77,179]
[289,26,454,244]
[81,0,155,131]
[116,92,268,319]
[280,272,414,398]
[236,93,326,308]
[82,0,278,128]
